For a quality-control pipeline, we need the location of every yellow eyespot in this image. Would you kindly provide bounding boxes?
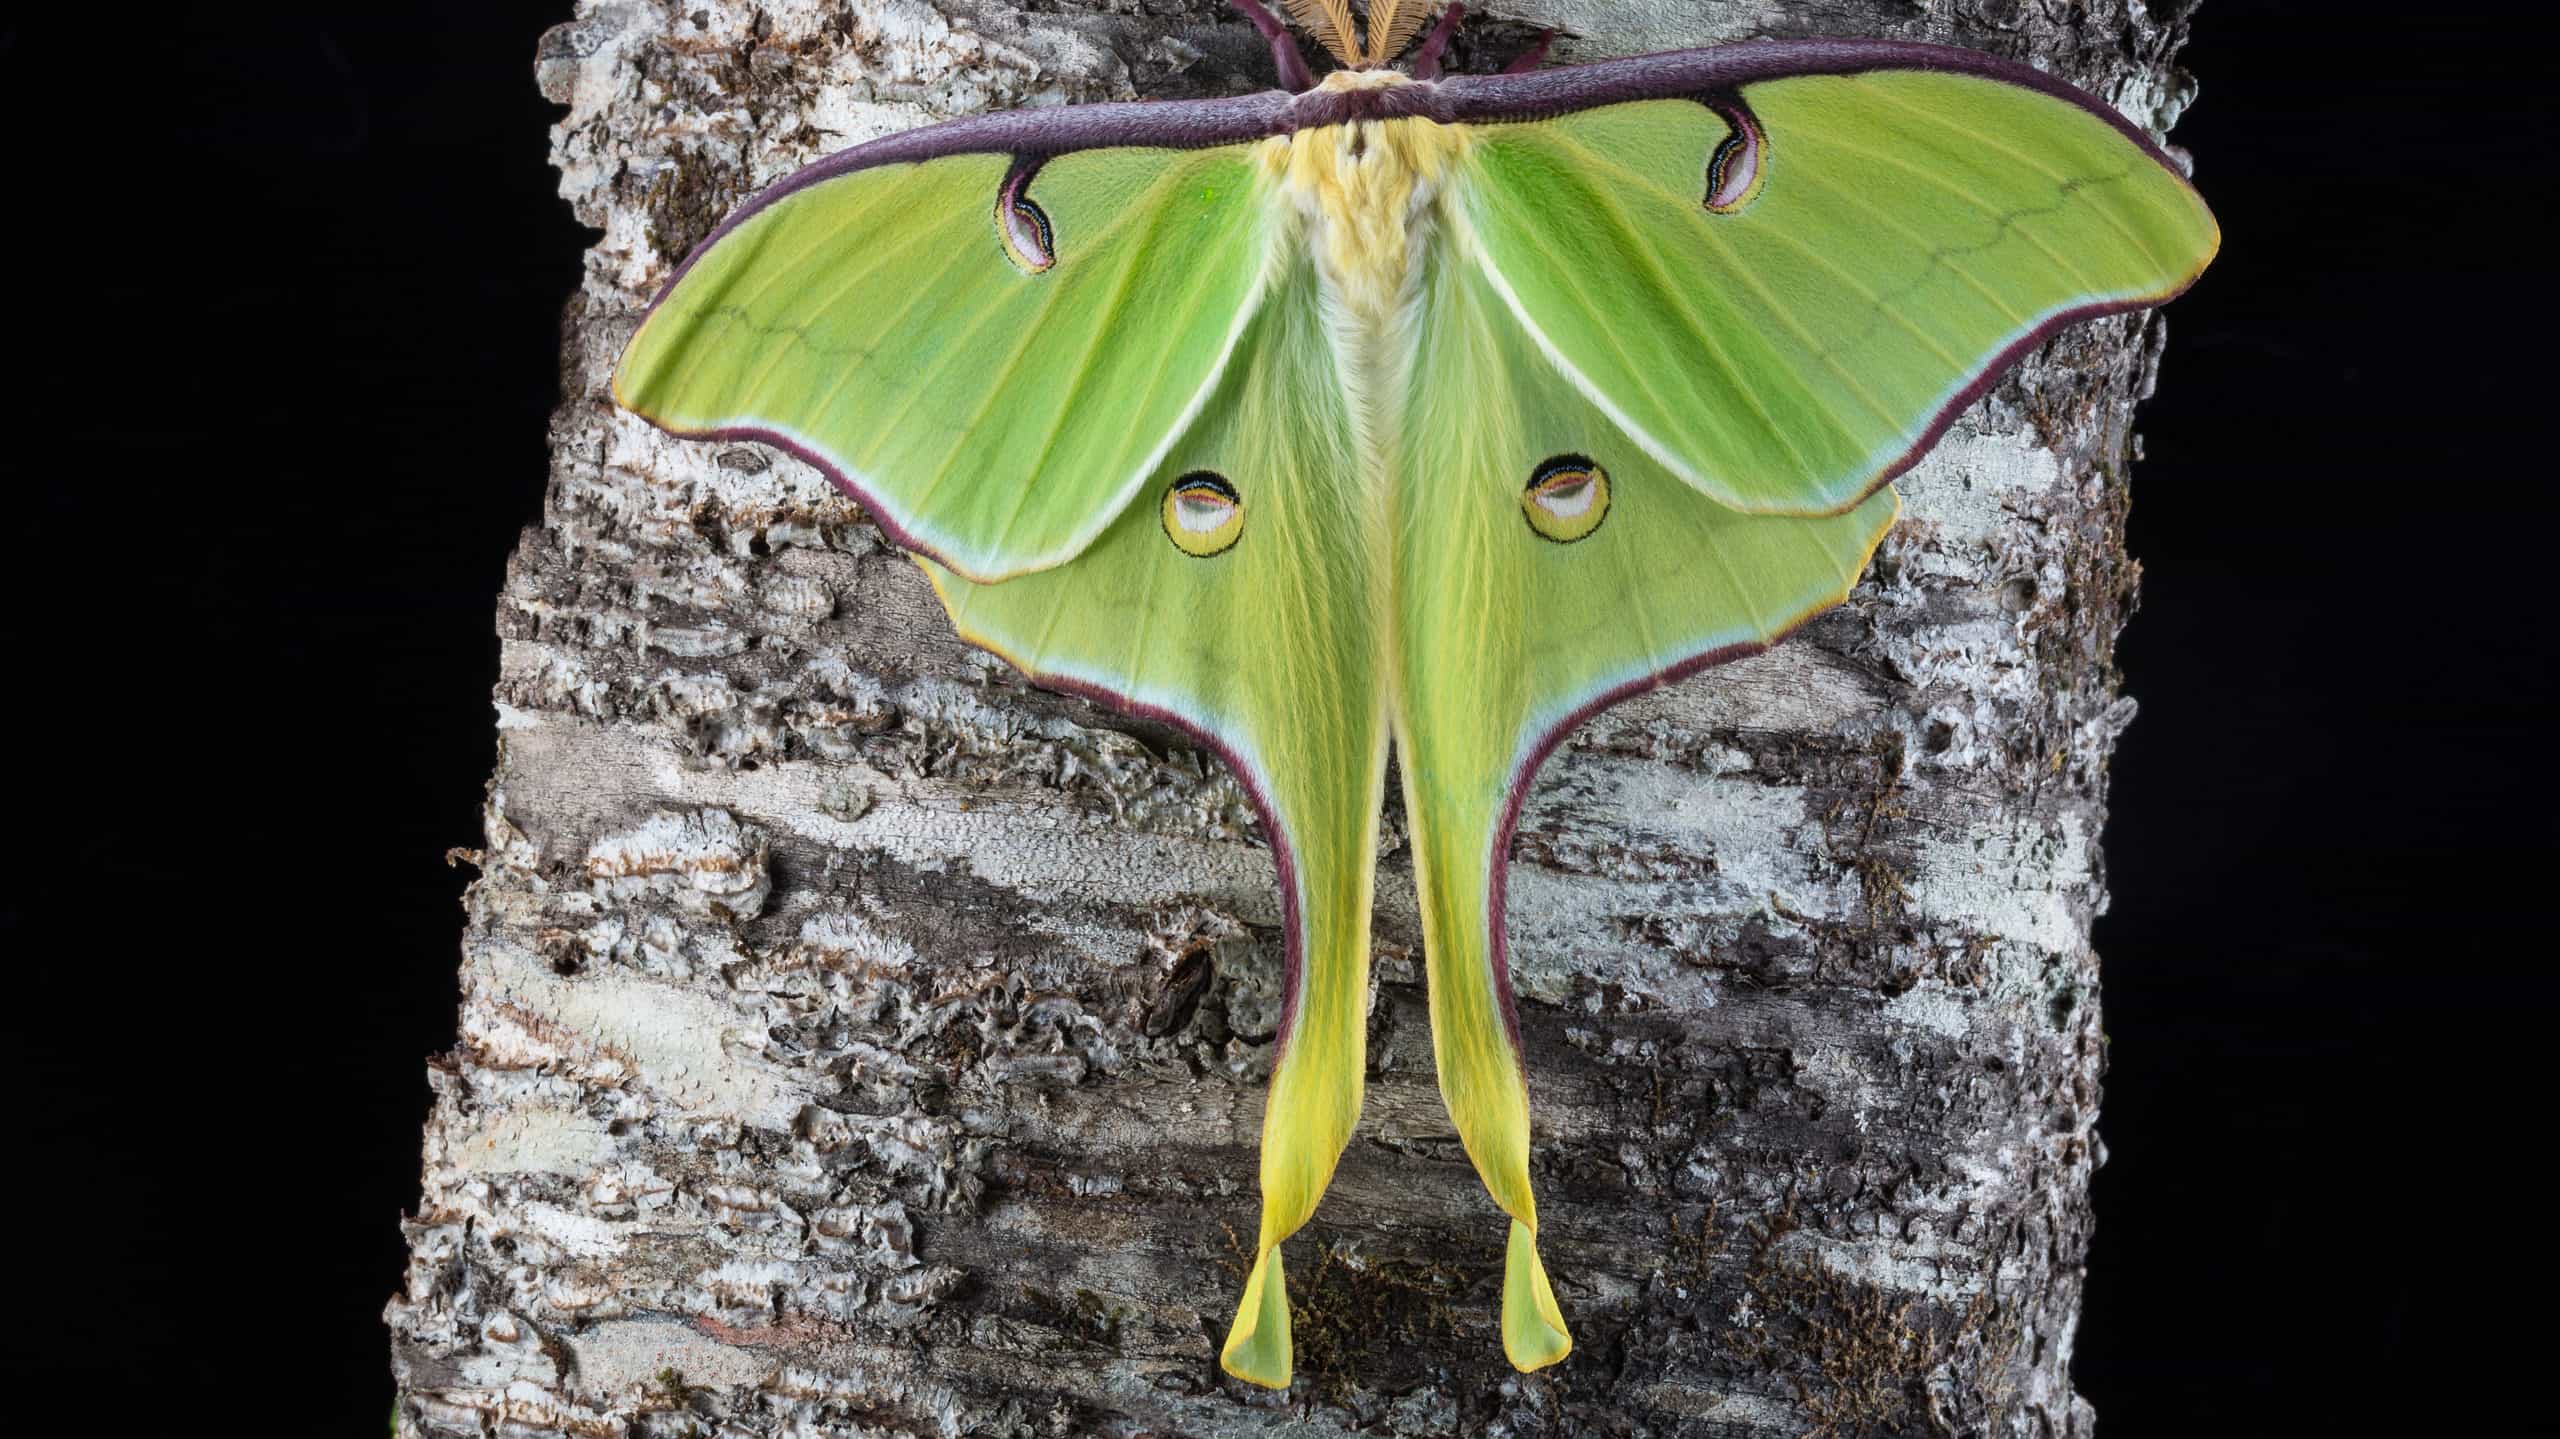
[1162,471,1243,557]
[1521,456,1610,544]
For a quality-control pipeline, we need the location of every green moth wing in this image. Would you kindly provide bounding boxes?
[608,19,2218,1393]
[1454,67,2218,517]
[1390,245,1901,1370]
[615,121,1284,581]
[922,255,1382,1391]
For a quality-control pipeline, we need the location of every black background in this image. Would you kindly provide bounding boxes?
[11,3,2546,1432]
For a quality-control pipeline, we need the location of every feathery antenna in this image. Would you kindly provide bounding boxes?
[1268,0,1456,71]
[1282,0,1362,68]
[1360,0,1439,67]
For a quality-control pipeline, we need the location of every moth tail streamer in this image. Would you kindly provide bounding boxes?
[1218,746,1385,1389]
[1400,751,1576,1373]
[1221,1239,1294,1387]
[1218,931,1371,1388]
[1505,1216,1572,1371]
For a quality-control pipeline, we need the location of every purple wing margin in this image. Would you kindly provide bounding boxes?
[648,38,2196,310]
[642,90,1299,309]
[1427,38,2191,177]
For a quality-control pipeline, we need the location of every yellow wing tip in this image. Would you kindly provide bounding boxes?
[607,355,640,414]
[2186,206,2224,290]
[1219,1244,1294,1389]
[608,306,666,416]
[607,350,680,430]
[1501,1219,1574,1373]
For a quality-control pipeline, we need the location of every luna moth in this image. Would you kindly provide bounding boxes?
[612,0,2217,1388]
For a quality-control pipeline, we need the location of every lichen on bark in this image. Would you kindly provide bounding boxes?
[390,2,2203,1433]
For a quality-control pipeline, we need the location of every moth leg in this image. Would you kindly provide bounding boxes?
[1498,29,1556,74]
[1228,0,1316,91]
[1410,3,1466,80]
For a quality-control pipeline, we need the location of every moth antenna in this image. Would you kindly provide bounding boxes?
[1281,0,1362,69]
[1362,0,1437,67]
[1410,3,1464,79]
[1231,0,1318,90]
[1499,27,1556,73]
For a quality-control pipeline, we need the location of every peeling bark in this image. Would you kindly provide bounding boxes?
[388,2,2204,1433]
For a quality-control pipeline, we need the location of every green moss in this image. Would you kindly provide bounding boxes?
[1819,733,1914,935]
[1283,1235,1471,1402]
[1666,1200,1728,1280]
[1728,1196,2025,1437]
[1009,1280,1127,1352]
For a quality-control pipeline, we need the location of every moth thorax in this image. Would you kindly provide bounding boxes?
[1278,116,1464,328]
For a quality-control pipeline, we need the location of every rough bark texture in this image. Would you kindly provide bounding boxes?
[387,2,2202,1434]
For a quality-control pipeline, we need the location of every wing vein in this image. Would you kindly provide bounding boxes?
[986,163,1195,549]
[1464,153,1829,493]
[701,170,958,410]
[1793,127,2122,295]
[1542,131,1911,441]
[1851,79,2173,274]
[1782,161,2036,332]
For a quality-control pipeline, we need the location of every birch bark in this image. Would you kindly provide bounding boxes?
[387,2,2203,1433]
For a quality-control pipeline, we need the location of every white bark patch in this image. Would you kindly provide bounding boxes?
[456,1311,560,1389]
[1905,810,2096,956]
[517,1200,629,1260]
[586,808,772,917]
[1583,643,1885,741]
[414,1379,616,1438]
[1897,425,2070,555]
[1527,0,1801,57]
[435,1103,619,1177]
[1634,1384,1804,1429]
[568,1318,781,1398]
[634,736,1317,928]
[796,904,919,972]
[472,943,809,1128]
[1793,1226,2018,1303]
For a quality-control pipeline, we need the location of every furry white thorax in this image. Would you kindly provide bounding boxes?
[1262,90,1470,476]
[1265,80,1464,332]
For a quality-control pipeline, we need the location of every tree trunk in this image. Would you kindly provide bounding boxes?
[387,1,2203,1433]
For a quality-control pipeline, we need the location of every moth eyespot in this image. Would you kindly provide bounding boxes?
[1521,455,1610,544]
[995,164,1055,273]
[1701,102,1766,214]
[1162,471,1243,557]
